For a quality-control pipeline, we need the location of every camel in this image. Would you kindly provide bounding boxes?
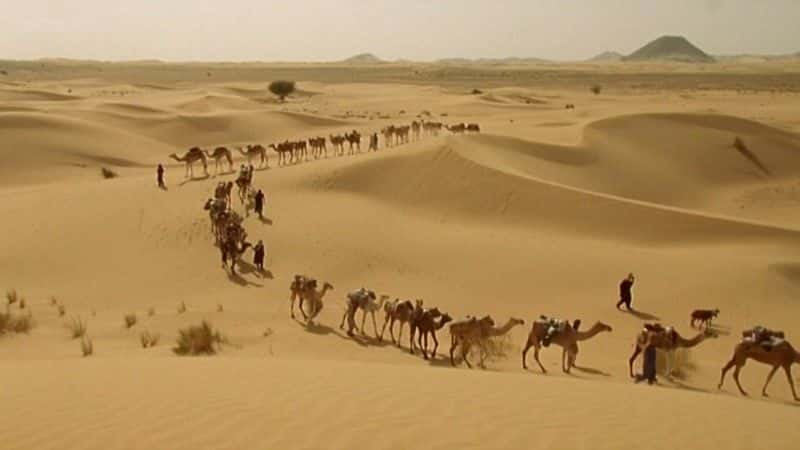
[220,237,251,276]
[235,165,253,203]
[522,318,612,373]
[300,281,334,325]
[330,135,346,156]
[466,123,480,133]
[309,137,327,158]
[411,121,421,140]
[446,123,466,134]
[289,275,316,320]
[379,298,415,345]
[237,145,268,168]
[269,142,293,166]
[213,181,234,208]
[340,289,389,338]
[449,315,494,367]
[169,147,208,178]
[345,130,361,154]
[452,317,525,368]
[394,125,410,145]
[423,121,443,136]
[417,313,453,359]
[381,126,395,147]
[203,147,233,175]
[409,303,441,355]
[628,325,716,378]
[718,335,800,401]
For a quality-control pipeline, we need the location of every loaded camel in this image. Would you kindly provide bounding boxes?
[451,317,525,368]
[169,147,208,178]
[718,327,800,401]
[237,144,269,168]
[269,142,293,166]
[344,130,361,154]
[300,281,334,325]
[416,313,453,359]
[522,317,612,373]
[203,147,233,175]
[409,302,441,356]
[379,298,416,346]
[340,289,389,338]
[220,235,251,276]
[628,324,716,378]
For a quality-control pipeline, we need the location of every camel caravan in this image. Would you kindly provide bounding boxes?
[281,278,799,401]
[170,120,479,178]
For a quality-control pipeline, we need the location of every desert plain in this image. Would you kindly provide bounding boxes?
[1,58,800,449]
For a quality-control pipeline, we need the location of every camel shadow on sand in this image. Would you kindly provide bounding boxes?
[573,365,611,377]
[300,320,368,345]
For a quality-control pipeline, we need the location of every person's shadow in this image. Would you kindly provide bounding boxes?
[621,308,660,321]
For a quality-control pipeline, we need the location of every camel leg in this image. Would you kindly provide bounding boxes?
[718,356,736,389]
[732,361,748,396]
[533,346,546,373]
[339,307,348,330]
[462,342,473,369]
[290,296,296,319]
[409,326,416,354]
[522,339,533,369]
[371,312,379,339]
[761,365,779,397]
[449,336,458,366]
[379,315,390,341]
[396,322,403,348]
[561,348,568,373]
[431,331,439,358]
[420,331,428,359]
[629,346,642,378]
[782,364,799,401]
[360,310,367,336]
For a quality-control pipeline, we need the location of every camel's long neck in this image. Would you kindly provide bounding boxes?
[678,332,706,348]
[490,321,519,336]
[575,323,607,341]
[170,155,184,162]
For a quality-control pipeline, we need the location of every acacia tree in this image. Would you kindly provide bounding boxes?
[269,80,296,102]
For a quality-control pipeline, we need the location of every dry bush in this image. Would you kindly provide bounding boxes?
[19,298,26,309]
[140,331,160,348]
[100,167,118,179]
[68,316,87,339]
[124,313,137,329]
[590,85,602,95]
[173,321,224,356]
[0,310,34,334]
[655,348,696,379]
[477,334,517,362]
[471,88,483,95]
[177,301,186,314]
[81,336,93,357]
[58,304,66,317]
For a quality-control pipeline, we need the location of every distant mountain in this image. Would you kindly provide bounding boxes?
[341,53,384,64]
[436,57,550,65]
[587,51,623,62]
[623,36,714,63]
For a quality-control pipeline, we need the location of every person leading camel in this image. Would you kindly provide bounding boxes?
[253,240,265,272]
[254,189,265,220]
[616,272,635,310]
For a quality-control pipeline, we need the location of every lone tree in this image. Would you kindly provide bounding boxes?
[269,80,295,102]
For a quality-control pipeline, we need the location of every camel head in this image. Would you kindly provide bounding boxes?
[323,282,334,291]
[510,317,525,326]
[426,307,442,319]
[439,313,453,327]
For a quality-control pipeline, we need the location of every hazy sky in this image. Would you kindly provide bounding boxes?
[1,0,798,61]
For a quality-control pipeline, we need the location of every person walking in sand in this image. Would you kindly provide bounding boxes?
[254,189,265,219]
[157,164,166,189]
[253,240,265,271]
[616,273,635,310]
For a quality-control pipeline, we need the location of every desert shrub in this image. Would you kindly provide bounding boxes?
[81,336,93,357]
[124,313,137,329]
[590,85,602,95]
[471,88,483,95]
[100,167,118,179]
[6,289,18,307]
[68,316,87,339]
[173,321,224,356]
[268,80,295,102]
[58,304,66,317]
[140,331,160,348]
[733,136,747,152]
[0,310,34,334]
[655,348,696,379]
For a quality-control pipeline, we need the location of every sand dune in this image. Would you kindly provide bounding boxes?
[1,69,800,450]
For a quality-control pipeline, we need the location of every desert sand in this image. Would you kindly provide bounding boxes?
[1,61,800,450]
